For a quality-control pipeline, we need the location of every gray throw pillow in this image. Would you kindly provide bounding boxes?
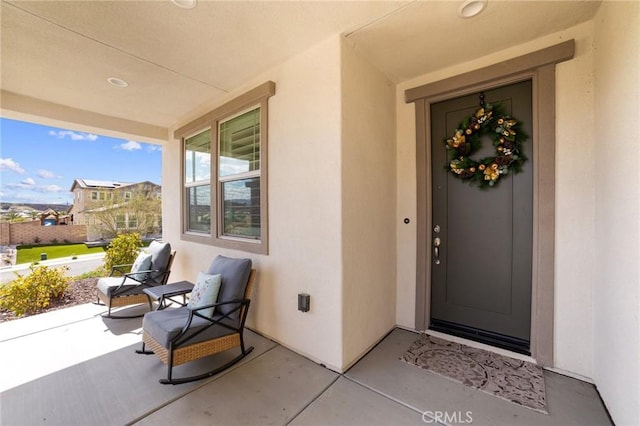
[146,240,171,282]
[129,252,152,281]
[206,255,252,318]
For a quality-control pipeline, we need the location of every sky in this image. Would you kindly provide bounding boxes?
[0,118,162,205]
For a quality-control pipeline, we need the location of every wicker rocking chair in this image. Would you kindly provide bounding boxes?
[96,240,175,318]
[137,255,255,384]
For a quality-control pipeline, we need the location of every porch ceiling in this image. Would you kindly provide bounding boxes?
[1,0,601,134]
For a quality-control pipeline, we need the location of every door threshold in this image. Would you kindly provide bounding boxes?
[425,328,538,365]
[430,319,530,354]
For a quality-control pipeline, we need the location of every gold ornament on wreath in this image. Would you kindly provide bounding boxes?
[445,94,528,188]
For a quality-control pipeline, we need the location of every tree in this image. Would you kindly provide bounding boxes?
[2,210,22,223]
[86,184,161,239]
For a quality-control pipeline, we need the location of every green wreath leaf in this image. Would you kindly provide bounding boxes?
[444,103,528,188]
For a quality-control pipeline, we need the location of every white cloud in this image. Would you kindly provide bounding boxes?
[119,140,142,151]
[7,182,29,189]
[7,182,32,189]
[0,158,26,174]
[49,130,98,141]
[43,185,63,193]
[147,145,162,152]
[6,182,62,193]
[220,157,250,176]
[38,169,59,179]
[0,179,70,203]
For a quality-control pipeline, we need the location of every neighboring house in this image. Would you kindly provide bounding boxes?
[68,179,131,225]
[68,179,161,240]
[1,3,638,424]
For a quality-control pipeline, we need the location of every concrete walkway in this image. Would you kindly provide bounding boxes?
[0,305,612,425]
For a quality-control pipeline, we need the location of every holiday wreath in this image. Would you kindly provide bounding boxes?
[445,102,527,188]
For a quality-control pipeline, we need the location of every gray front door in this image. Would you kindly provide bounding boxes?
[430,80,533,354]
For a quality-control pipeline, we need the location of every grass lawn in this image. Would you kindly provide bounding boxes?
[16,244,106,264]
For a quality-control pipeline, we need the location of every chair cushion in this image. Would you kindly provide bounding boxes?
[129,251,152,281]
[187,272,222,317]
[97,276,144,297]
[143,307,237,348]
[206,256,252,318]
[146,240,171,282]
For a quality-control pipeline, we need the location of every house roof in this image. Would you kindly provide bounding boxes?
[39,208,58,217]
[69,179,160,192]
[1,1,602,139]
[70,179,132,192]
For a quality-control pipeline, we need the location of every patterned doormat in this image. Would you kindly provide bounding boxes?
[400,334,547,413]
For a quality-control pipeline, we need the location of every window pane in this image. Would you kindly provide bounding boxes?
[185,129,211,183]
[222,178,260,239]
[116,215,126,229]
[219,108,260,177]
[186,185,211,233]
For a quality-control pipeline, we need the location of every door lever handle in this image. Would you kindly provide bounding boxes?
[433,237,441,265]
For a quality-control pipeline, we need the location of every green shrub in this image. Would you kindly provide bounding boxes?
[0,265,70,316]
[103,233,143,275]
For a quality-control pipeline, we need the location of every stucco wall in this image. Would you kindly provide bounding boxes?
[395,21,599,379]
[164,36,346,371]
[165,36,398,372]
[592,2,640,424]
[341,39,397,368]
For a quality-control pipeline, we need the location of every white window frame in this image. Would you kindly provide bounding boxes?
[184,127,212,235]
[176,81,275,255]
[218,106,262,242]
[116,214,126,229]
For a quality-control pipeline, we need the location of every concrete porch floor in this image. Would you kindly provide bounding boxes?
[0,304,611,425]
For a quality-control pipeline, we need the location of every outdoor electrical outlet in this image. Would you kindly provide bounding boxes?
[298,293,310,312]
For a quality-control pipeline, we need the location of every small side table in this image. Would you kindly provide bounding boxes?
[144,280,194,310]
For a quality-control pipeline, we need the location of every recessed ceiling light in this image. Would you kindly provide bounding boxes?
[458,0,487,18]
[171,0,197,9]
[107,77,128,88]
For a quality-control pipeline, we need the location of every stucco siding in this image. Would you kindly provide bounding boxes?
[164,36,345,371]
[340,38,397,368]
[592,2,640,424]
